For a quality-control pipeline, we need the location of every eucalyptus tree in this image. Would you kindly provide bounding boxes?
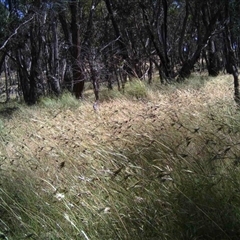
[0,3,8,44]
[177,0,225,79]
[58,0,84,98]
[0,0,39,103]
[139,0,175,82]
[0,2,9,76]
[1,0,101,102]
[58,0,104,99]
[0,0,60,103]
[45,3,61,96]
[104,0,151,84]
[223,0,240,104]
[0,0,239,104]
[11,1,51,104]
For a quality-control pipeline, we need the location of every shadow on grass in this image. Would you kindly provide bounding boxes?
[0,170,69,240]
[0,106,18,119]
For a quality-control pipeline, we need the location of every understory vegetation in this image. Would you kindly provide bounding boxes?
[1,74,240,240]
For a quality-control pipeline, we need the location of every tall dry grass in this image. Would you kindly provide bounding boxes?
[1,74,240,239]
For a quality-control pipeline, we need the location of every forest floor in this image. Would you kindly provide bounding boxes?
[1,73,240,240]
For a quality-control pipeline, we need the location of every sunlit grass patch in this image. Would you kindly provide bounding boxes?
[100,87,124,101]
[38,91,80,109]
[124,80,149,99]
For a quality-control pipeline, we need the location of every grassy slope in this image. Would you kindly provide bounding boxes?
[1,74,240,239]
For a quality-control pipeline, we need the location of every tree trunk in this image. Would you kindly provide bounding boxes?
[148,58,153,84]
[0,52,6,75]
[69,1,84,99]
[16,50,31,103]
[224,0,240,105]
[104,0,128,60]
[4,57,10,102]
[28,19,43,104]
[179,0,189,63]
[178,8,221,80]
[207,39,220,76]
[225,30,240,104]
[48,18,61,96]
[140,3,172,82]
[91,65,99,101]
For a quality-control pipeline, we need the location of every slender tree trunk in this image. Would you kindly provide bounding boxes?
[28,22,41,104]
[83,0,101,101]
[179,0,189,63]
[0,52,6,75]
[148,58,153,84]
[48,18,61,95]
[161,0,172,79]
[225,28,240,104]
[224,0,240,105]
[140,4,171,83]
[58,10,73,90]
[104,0,128,59]
[16,50,30,103]
[207,39,220,76]
[69,1,84,99]
[91,65,99,101]
[4,57,10,102]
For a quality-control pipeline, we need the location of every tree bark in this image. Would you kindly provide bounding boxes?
[48,16,61,96]
[223,0,240,105]
[179,0,189,63]
[225,26,240,105]
[104,0,128,59]
[178,8,221,80]
[140,2,172,83]
[69,0,84,99]
[4,57,10,102]
[207,39,220,76]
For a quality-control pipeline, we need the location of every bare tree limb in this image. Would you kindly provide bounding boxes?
[0,15,35,51]
[100,36,121,53]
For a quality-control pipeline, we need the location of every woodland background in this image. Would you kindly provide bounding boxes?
[0,0,239,104]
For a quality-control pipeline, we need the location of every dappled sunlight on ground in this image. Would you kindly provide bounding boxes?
[2,74,236,186]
